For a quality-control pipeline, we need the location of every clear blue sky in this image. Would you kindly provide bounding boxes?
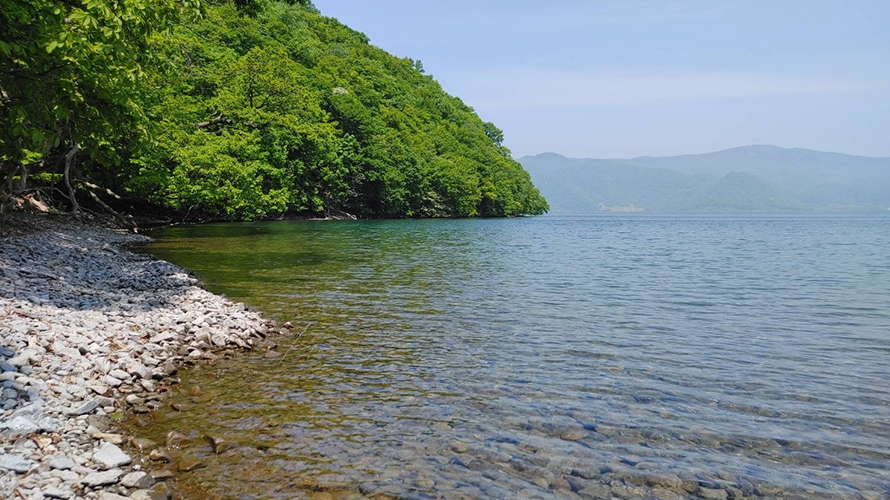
[314,0,889,159]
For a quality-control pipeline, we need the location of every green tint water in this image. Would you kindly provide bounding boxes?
[131,216,890,500]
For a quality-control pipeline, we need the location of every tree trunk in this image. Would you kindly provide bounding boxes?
[64,144,81,217]
[1,162,19,214]
[18,162,28,192]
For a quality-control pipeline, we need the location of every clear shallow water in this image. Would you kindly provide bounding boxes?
[136,216,890,500]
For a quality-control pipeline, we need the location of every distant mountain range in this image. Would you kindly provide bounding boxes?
[520,146,890,214]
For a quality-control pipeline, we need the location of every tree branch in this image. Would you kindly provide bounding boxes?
[196,113,234,129]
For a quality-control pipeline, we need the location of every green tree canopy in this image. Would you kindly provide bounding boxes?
[2,0,547,220]
[122,1,547,219]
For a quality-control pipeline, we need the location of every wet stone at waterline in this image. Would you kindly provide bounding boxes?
[126,218,890,500]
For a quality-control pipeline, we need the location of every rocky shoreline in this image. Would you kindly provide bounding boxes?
[0,217,282,500]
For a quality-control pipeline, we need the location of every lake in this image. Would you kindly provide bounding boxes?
[133,215,890,500]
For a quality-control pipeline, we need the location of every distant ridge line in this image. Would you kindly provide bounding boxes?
[521,145,890,163]
[519,145,890,214]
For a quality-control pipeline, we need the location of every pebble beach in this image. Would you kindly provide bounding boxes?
[0,218,279,500]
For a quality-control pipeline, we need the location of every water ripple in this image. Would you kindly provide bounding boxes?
[134,216,890,500]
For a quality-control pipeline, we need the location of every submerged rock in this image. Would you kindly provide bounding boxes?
[150,469,176,481]
[205,435,235,454]
[699,487,729,500]
[149,448,171,463]
[130,438,157,452]
[177,453,207,472]
[122,471,154,488]
[165,430,188,448]
[170,402,193,412]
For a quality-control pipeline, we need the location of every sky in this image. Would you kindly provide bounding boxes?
[314,0,889,159]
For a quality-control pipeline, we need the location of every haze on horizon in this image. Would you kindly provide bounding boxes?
[315,0,889,160]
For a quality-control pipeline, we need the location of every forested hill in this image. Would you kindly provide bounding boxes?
[0,1,547,220]
[522,147,890,214]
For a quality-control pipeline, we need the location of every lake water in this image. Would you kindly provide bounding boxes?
[135,216,890,500]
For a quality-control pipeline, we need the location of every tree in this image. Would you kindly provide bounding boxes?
[2,0,547,220]
[0,0,201,214]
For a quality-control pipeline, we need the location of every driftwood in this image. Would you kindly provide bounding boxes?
[276,323,312,365]
[85,187,136,231]
[81,181,123,200]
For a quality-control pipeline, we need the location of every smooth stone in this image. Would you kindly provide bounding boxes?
[97,492,130,500]
[0,454,32,473]
[42,486,73,499]
[557,426,587,441]
[149,483,171,500]
[51,469,80,482]
[94,433,126,445]
[149,448,170,462]
[579,484,611,498]
[699,487,729,500]
[170,402,192,412]
[121,471,154,489]
[92,443,131,469]
[150,332,175,344]
[129,364,151,380]
[82,468,123,486]
[205,435,234,454]
[165,431,188,447]
[49,456,75,470]
[151,363,177,380]
[651,488,686,500]
[450,440,468,453]
[87,415,112,432]
[96,396,116,407]
[86,382,109,395]
[131,484,169,500]
[68,400,99,416]
[131,438,157,452]
[177,454,206,472]
[151,469,175,480]
[0,416,40,436]
[8,349,38,367]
